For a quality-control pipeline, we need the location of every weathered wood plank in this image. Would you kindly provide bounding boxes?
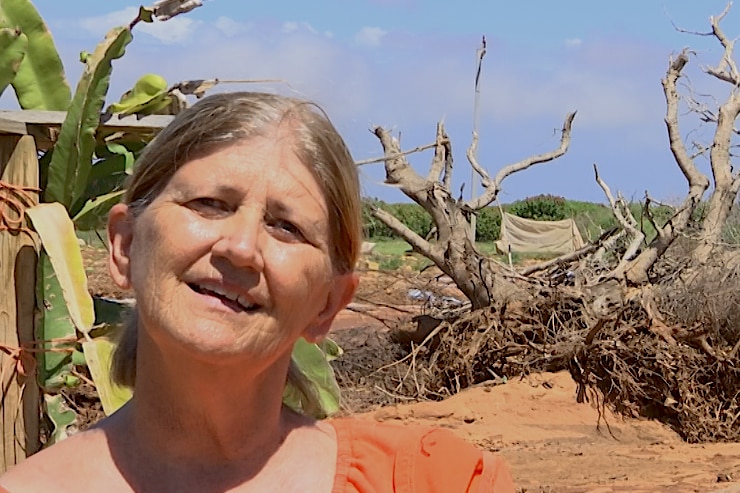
[0,134,40,471]
[0,110,174,151]
[0,109,173,130]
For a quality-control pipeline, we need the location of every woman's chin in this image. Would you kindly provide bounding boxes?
[155,325,287,364]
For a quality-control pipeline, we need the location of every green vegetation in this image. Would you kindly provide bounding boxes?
[362,195,687,252]
[509,194,567,221]
[365,239,432,271]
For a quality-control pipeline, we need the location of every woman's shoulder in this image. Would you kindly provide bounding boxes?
[0,427,113,492]
[329,417,515,493]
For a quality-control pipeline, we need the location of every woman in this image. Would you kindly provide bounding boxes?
[0,92,514,492]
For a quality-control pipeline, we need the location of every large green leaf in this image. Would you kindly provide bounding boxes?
[106,73,172,117]
[283,338,342,419]
[68,142,138,227]
[72,189,126,231]
[44,394,77,444]
[35,252,75,390]
[45,26,133,209]
[26,202,94,336]
[0,26,26,96]
[0,0,70,110]
[83,338,133,416]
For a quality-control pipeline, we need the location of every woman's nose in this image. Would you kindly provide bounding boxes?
[211,210,265,271]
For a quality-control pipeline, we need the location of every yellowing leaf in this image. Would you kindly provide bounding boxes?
[26,202,94,335]
[283,337,342,418]
[83,338,133,415]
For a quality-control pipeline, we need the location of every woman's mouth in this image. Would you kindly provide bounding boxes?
[188,282,260,312]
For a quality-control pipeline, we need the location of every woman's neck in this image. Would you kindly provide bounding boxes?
[111,331,305,466]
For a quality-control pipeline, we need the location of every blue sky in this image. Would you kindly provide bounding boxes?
[11,0,739,204]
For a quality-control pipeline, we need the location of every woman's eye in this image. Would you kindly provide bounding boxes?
[268,218,305,241]
[187,198,231,216]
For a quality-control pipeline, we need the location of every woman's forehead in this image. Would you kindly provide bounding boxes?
[164,139,328,212]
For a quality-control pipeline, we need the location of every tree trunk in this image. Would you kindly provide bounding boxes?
[438,208,493,309]
[693,186,736,264]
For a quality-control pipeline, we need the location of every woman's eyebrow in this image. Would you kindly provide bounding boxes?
[172,181,242,198]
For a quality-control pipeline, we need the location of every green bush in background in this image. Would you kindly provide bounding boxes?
[474,207,501,242]
[508,194,567,221]
[362,198,433,239]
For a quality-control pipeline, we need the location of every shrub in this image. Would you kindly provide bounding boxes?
[475,207,501,242]
[509,194,567,221]
[388,203,433,239]
[362,199,433,239]
[362,198,394,239]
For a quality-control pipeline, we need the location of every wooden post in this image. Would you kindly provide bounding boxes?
[0,134,40,472]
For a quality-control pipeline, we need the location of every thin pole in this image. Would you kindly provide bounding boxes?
[470,36,487,241]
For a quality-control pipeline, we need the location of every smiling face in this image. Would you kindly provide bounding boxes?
[108,127,356,369]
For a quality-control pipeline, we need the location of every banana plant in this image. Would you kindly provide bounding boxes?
[2,0,344,445]
[0,0,169,443]
[0,26,27,96]
[0,0,70,110]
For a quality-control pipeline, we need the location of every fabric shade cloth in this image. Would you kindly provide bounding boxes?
[495,212,584,255]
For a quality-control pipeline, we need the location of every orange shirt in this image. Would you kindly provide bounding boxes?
[0,419,515,492]
[330,418,515,492]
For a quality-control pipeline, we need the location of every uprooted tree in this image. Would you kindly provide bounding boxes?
[354,5,740,442]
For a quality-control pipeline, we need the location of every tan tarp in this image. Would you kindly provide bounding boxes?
[495,212,584,255]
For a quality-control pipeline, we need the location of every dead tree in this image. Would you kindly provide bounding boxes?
[363,5,740,307]
[593,4,740,284]
[368,113,576,309]
[678,5,740,264]
[597,47,710,285]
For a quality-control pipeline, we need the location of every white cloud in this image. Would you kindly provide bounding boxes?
[214,16,247,37]
[281,21,318,35]
[354,26,387,47]
[565,38,583,47]
[138,17,199,44]
[78,6,139,35]
[77,6,200,45]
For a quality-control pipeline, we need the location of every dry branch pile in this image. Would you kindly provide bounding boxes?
[336,247,740,443]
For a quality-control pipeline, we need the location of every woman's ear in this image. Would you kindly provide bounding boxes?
[108,203,134,290]
[304,273,359,343]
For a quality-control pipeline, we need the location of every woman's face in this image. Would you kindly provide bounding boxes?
[108,128,357,368]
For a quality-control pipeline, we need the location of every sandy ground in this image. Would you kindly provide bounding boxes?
[345,370,740,492]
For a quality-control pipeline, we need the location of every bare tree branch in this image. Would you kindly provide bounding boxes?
[463,111,577,211]
[427,123,452,184]
[641,193,665,242]
[371,207,441,263]
[355,140,443,166]
[371,127,431,193]
[466,131,490,188]
[663,50,710,191]
[466,36,490,190]
[705,3,740,85]
[519,242,600,276]
[623,46,711,282]
[593,164,645,273]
